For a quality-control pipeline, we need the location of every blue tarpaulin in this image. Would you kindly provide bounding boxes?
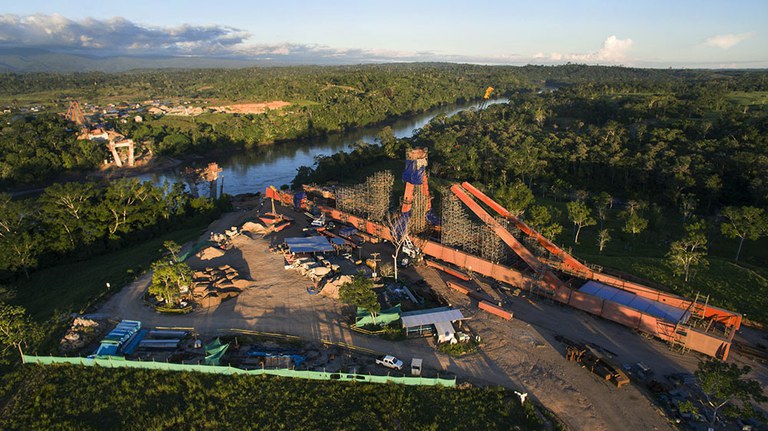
[285,236,334,253]
[402,159,425,185]
[579,281,690,324]
[94,320,142,358]
[293,191,306,209]
[426,210,440,226]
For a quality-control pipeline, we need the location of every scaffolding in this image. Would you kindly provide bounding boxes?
[440,192,511,263]
[409,183,430,234]
[335,171,394,222]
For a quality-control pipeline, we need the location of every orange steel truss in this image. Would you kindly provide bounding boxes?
[318,200,740,359]
[275,153,742,360]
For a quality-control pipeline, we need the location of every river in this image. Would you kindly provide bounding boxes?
[138,98,507,196]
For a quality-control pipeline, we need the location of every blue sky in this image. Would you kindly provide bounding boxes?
[1,0,765,67]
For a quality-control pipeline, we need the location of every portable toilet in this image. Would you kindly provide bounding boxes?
[411,358,423,376]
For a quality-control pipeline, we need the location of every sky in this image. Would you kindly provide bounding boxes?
[0,0,765,68]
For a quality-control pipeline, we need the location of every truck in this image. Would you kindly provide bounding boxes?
[375,355,404,371]
[311,214,326,227]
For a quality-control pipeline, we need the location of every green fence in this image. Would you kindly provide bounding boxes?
[22,355,456,387]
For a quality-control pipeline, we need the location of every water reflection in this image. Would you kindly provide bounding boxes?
[139,98,507,196]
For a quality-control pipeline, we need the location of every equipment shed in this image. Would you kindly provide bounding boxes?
[401,307,466,342]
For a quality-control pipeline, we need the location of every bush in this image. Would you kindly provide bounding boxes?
[438,340,479,357]
[0,365,556,430]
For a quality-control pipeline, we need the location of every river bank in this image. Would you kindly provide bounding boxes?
[6,97,507,199]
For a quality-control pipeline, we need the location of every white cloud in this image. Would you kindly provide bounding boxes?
[530,36,633,64]
[702,33,754,49]
[0,14,441,63]
[0,14,644,66]
[569,35,633,62]
[0,13,250,55]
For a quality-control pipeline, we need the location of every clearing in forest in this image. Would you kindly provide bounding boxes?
[210,101,291,114]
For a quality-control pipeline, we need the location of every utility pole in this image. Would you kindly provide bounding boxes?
[370,252,381,279]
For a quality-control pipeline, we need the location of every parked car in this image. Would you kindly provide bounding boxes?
[375,355,404,371]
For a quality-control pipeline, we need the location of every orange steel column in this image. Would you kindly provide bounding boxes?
[402,183,414,213]
[461,182,592,275]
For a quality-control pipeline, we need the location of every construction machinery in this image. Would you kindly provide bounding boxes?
[563,340,630,388]
[273,147,743,360]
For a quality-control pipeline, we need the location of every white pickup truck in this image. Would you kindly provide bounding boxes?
[375,355,404,371]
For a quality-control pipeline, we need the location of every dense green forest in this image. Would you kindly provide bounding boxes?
[0,180,223,279]
[5,64,766,187]
[292,68,768,323]
[0,365,556,431]
[0,113,106,185]
[1,64,526,186]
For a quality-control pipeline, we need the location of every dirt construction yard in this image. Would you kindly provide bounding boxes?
[98,205,768,431]
[210,101,291,114]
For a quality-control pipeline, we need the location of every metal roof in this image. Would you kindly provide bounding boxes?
[579,280,690,324]
[434,320,456,339]
[285,236,334,253]
[401,308,465,328]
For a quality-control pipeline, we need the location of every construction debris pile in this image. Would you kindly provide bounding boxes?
[209,226,241,249]
[286,255,339,285]
[191,266,252,308]
[60,317,104,353]
[241,221,267,235]
[335,171,394,221]
[317,274,354,299]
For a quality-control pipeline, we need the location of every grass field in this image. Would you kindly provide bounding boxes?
[9,223,208,321]
[726,91,768,108]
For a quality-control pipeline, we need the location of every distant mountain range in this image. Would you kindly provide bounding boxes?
[0,48,284,73]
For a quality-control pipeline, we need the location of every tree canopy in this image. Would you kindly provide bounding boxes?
[685,359,767,428]
[0,303,42,363]
[720,206,768,261]
[666,220,708,283]
[339,273,380,325]
[0,180,221,279]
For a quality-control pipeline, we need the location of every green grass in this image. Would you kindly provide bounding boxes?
[726,91,768,107]
[0,365,559,431]
[10,224,208,321]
